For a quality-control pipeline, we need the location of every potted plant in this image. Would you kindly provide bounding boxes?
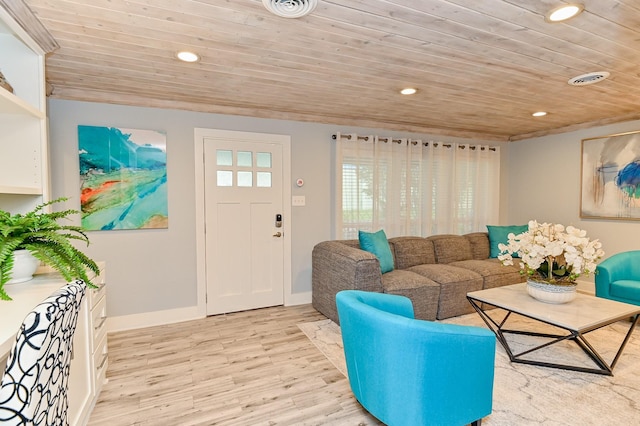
[0,198,99,301]
[497,220,605,303]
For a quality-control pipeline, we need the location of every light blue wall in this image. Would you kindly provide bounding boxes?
[506,119,640,282]
[48,99,506,317]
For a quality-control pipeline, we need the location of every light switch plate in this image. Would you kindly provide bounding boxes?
[292,195,306,206]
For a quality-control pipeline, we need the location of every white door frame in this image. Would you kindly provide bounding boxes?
[194,128,292,317]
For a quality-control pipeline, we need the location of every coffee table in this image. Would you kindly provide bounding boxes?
[467,283,640,376]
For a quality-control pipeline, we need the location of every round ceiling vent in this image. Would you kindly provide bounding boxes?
[262,0,318,18]
[568,71,610,86]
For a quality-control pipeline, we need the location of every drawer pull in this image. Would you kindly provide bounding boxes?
[94,316,107,331]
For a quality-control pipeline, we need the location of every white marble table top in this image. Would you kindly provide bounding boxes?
[468,283,640,332]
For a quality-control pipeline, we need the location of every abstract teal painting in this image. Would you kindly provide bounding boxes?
[79,126,168,230]
[581,130,640,220]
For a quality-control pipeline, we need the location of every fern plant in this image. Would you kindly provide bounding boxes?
[0,198,99,300]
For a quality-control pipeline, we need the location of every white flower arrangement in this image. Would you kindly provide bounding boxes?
[498,220,605,284]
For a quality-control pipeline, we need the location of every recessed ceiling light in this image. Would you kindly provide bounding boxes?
[545,4,584,23]
[532,111,547,117]
[400,88,417,95]
[176,51,200,62]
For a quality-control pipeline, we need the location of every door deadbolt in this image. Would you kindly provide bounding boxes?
[273,232,282,237]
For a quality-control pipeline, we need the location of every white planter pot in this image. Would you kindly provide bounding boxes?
[7,249,39,284]
[526,279,577,304]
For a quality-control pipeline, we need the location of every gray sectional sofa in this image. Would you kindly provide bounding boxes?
[312,232,525,323]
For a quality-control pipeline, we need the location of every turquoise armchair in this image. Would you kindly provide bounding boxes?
[595,250,640,306]
[336,290,496,426]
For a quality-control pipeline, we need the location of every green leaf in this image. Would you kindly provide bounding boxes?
[0,198,99,299]
[552,266,567,277]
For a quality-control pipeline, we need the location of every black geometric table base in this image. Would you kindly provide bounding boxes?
[467,297,639,376]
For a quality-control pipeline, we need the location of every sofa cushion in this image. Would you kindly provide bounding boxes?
[464,232,491,260]
[359,229,394,273]
[407,264,483,319]
[486,224,528,258]
[610,280,640,301]
[408,263,481,285]
[389,237,436,269]
[382,270,440,320]
[451,259,524,289]
[428,235,473,264]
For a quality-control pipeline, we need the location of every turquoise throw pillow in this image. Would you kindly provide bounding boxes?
[487,224,528,258]
[358,229,395,273]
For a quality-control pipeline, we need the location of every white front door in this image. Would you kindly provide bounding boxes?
[200,130,288,315]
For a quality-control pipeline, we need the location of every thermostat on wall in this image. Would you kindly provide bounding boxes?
[296,178,304,187]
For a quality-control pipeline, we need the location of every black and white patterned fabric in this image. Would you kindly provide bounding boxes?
[0,280,87,426]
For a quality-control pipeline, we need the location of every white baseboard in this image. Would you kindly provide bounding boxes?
[107,292,312,333]
[107,306,203,333]
[286,291,312,306]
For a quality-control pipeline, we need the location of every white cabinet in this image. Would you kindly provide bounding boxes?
[0,6,107,424]
[0,6,49,214]
[68,288,94,426]
[68,263,108,426]
[0,264,107,426]
[89,268,108,398]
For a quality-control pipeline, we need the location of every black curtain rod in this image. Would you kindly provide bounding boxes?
[331,134,496,151]
[332,134,402,143]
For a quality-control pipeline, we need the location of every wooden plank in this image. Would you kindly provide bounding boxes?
[87,304,381,425]
[19,0,640,140]
[40,19,638,113]
[0,0,58,52]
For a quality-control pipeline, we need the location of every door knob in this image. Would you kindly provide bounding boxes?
[273,232,282,237]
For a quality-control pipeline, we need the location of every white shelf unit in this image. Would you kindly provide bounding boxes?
[0,5,108,424]
[0,6,49,214]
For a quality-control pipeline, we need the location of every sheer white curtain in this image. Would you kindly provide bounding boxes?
[335,132,500,239]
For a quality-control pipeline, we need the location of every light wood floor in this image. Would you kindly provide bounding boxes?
[88,304,382,425]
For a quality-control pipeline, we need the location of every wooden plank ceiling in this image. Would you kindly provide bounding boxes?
[15,0,640,141]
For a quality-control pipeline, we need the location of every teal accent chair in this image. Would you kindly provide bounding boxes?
[595,251,640,306]
[336,290,496,426]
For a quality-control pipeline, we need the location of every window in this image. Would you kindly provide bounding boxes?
[215,149,272,188]
[336,133,500,239]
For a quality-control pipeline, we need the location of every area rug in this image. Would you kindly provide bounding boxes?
[298,312,640,425]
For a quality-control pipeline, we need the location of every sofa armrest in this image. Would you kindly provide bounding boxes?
[595,251,640,299]
[337,289,415,319]
[312,241,384,323]
[595,263,614,298]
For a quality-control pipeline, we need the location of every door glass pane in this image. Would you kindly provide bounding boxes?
[257,152,272,168]
[237,151,252,167]
[216,150,233,166]
[217,170,233,186]
[257,172,271,187]
[237,171,253,187]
